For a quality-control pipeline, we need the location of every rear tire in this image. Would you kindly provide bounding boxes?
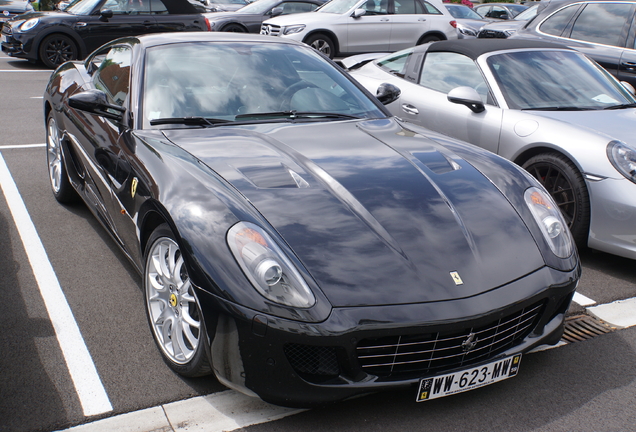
[144,224,212,377]
[305,34,335,59]
[222,24,246,32]
[522,152,590,249]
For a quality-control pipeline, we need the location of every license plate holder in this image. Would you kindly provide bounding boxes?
[416,354,522,402]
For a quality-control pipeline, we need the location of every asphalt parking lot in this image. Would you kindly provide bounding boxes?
[1,51,636,432]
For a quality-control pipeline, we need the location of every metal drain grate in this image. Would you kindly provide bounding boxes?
[561,314,616,343]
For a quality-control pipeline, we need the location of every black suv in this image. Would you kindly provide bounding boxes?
[509,0,636,87]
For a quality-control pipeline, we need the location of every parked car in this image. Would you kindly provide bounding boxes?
[44,32,579,407]
[510,0,636,88]
[473,2,527,19]
[0,0,34,23]
[444,3,491,38]
[206,0,325,33]
[260,0,458,59]
[1,0,211,68]
[347,39,636,259]
[476,1,545,38]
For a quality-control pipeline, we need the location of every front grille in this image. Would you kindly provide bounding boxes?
[285,344,340,383]
[260,24,281,36]
[477,29,508,39]
[357,302,544,378]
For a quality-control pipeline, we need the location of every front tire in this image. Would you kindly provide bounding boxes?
[522,152,590,249]
[46,113,78,203]
[39,34,78,69]
[305,34,335,59]
[144,224,212,377]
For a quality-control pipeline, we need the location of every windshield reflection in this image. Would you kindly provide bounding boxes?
[143,42,385,127]
[486,50,636,110]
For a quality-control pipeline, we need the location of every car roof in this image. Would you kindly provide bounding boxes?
[421,38,574,59]
[132,32,305,49]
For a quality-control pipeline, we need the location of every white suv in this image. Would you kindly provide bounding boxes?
[260,0,457,58]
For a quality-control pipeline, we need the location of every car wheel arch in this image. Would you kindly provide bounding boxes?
[221,22,248,32]
[513,144,585,175]
[303,30,339,55]
[416,32,447,45]
[34,28,87,61]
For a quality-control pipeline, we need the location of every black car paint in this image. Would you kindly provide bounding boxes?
[1,0,208,66]
[44,33,580,407]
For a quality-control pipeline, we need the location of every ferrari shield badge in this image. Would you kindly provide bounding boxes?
[450,271,463,286]
[131,177,138,198]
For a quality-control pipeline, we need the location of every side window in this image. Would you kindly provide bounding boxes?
[489,6,509,19]
[280,1,319,14]
[539,4,579,36]
[570,3,635,47]
[474,5,489,18]
[421,1,441,14]
[377,49,414,77]
[394,0,422,14]
[103,0,151,14]
[150,0,169,14]
[362,0,388,15]
[419,52,490,103]
[93,46,132,107]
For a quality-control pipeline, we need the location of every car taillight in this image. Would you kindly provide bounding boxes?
[205,17,211,31]
[450,20,457,28]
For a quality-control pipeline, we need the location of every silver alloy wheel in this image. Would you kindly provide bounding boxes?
[47,116,63,194]
[145,237,201,365]
[309,39,331,56]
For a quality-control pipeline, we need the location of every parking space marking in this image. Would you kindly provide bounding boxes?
[0,153,113,416]
[0,144,46,149]
[572,292,596,306]
[588,297,636,328]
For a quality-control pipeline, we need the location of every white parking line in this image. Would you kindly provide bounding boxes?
[572,292,596,306]
[1,144,46,149]
[588,297,636,328]
[0,153,113,417]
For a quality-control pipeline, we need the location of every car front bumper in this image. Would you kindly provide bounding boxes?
[196,264,579,407]
[587,176,636,259]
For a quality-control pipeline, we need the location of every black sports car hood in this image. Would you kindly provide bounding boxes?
[163,119,545,307]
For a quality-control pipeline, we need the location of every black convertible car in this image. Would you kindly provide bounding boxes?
[44,32,580,407]
[1,0,210,68]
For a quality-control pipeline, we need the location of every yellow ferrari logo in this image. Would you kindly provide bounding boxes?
[450,271,463,285]
[131,177,138,198]
[170,294,178,307]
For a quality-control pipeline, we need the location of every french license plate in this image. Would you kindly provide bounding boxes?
[416,354,521,402]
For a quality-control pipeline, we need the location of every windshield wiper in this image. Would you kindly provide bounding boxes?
[150,116,231,126]
[234,111,361,120]
[603,103,636,110]
[523,107,596,111]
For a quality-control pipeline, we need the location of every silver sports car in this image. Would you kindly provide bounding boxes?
[348,39,636,259]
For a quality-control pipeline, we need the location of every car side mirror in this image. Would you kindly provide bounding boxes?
[376,83,401,105]
[447,86,485,113]
[270,7,283,17]
[68,89,125,122]
[500,13,509,20]
[621,81,636,96]
[100,9,113,20]
[351,8,366,18]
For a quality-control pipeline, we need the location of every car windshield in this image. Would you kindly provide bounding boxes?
[513,4,537,20]
[236,0,280,13]
[65,0,103,15]
[446,5,482,20]
[317,0,360,14]
[143,42,386,127]
[486,50,636,110]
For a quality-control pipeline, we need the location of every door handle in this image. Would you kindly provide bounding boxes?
[380,18,389,21]
[143,20,153,26]
[418,18,427,21]
[622,61,636,70]
[401,104,419,115]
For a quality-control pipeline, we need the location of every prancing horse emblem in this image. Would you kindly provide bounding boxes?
[462,332,478,352]
[450,271,463,285]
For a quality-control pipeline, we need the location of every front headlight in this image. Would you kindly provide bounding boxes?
[227,221,316,308]
[607,140,636,184]
[19,18,39,32]
[283,24,305,35]
[524,187,574,258]
[457,25,477,37]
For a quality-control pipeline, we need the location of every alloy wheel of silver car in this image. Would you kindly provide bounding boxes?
[144,225,211,376]
[306,34,334,59]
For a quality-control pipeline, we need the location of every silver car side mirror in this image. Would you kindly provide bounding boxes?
[447,86,485,113]
[352,8,366,18]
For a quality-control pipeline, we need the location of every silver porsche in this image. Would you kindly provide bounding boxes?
[348,39,636,259]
